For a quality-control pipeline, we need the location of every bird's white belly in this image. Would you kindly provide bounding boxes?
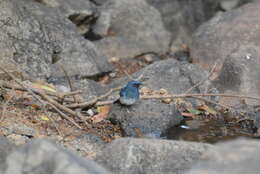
[119,97,136,105]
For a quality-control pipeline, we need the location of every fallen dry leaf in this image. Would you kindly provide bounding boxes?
[158,88,168,95]
[187,108,202,115]
[91,105,110,123]
[162,98,172,104]
[98,75,110,84]
[181,112,195,118]
[255,107,260,111]
[31,82,56,93]
[197,105,217,115]
[134,128,143,137]
[40,115,50,121]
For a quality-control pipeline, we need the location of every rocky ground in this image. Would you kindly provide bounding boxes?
[1,0,260,173]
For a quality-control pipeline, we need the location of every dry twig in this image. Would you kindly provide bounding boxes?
[0,80,81,100]
[59,65,78,103]
[191,96,232,110]
[184,62,218,94]
[141,93,260,101]
[67,86,122,109]
[0,66,82,129]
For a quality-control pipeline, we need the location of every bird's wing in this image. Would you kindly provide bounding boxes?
[119,87,126,97]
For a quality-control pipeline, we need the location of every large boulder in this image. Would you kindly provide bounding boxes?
[190,2,260,105]
[0,139,111,174]
[109,59,211,137]
[0,0,111,79]
[96,138,213,174]
[45,0,98,35]
[92,0,171,59]
[145,0,220,51]
[0,136,16,169]
[185,139,260,174]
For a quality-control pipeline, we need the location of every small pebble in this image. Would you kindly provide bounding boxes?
[159,88,168,95]
[140,87,152,95]
[109,72,117,78]
[108,57,120,63]
[180,125,190,129]
[56,85,70,93]
[143,54,154,63]
[87,109,94,116]
[162,98,172,104]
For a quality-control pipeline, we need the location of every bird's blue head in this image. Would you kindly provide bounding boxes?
[126,80,142,88]
[119,80,142,105]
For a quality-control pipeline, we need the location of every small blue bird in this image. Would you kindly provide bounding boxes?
[119,80,141,106]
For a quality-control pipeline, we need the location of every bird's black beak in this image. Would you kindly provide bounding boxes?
[134,83,142,88]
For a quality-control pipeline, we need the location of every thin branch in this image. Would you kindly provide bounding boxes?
[60,90,82,98]
[30,89,82,129]
[59,65,77,103]
[0,67,45,106]
[0,66,82,129]
[96,100,115,106]
[48,113,63,137]
[190,96,232,110]
[66,86,122,109]
[184,62,217,94]
[92,94,233,109]
[45,101,82,129]
[123,70,135,80]
[0,80,81,99]
[136,67,148,81]
[141,93,260,101]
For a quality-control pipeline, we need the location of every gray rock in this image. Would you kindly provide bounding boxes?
[0,123,35,137]
[185,139,260,174]
[65,133,106,159]
[6,134,29,146]
[109,100,182,137]
[74,79,108,101]
[57,0,98,35]
[90,0,109,6]
[92,0,171,59]
[49,77,108,101]
[190,2,260,105]
[0,139,111,174]
[9,124,35,137]
[0,137,16,170]
[0,0,110,79]
[96,138,213,174]
[220,0,243,10]
[114,59,210,98]
[109,59,211,137]
[34,0,60,7]
[57,0,96,17]
[219,0,257,10]
[146,0,220,52]
[253,111,260,132]
[212,44,260,105]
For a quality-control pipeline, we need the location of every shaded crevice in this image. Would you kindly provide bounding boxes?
[89,0,102,6]
[134,52,159,59]
[81,71,111,82]
[33,0,45,4]
[68,13,103,41]
[83,28,103,41]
